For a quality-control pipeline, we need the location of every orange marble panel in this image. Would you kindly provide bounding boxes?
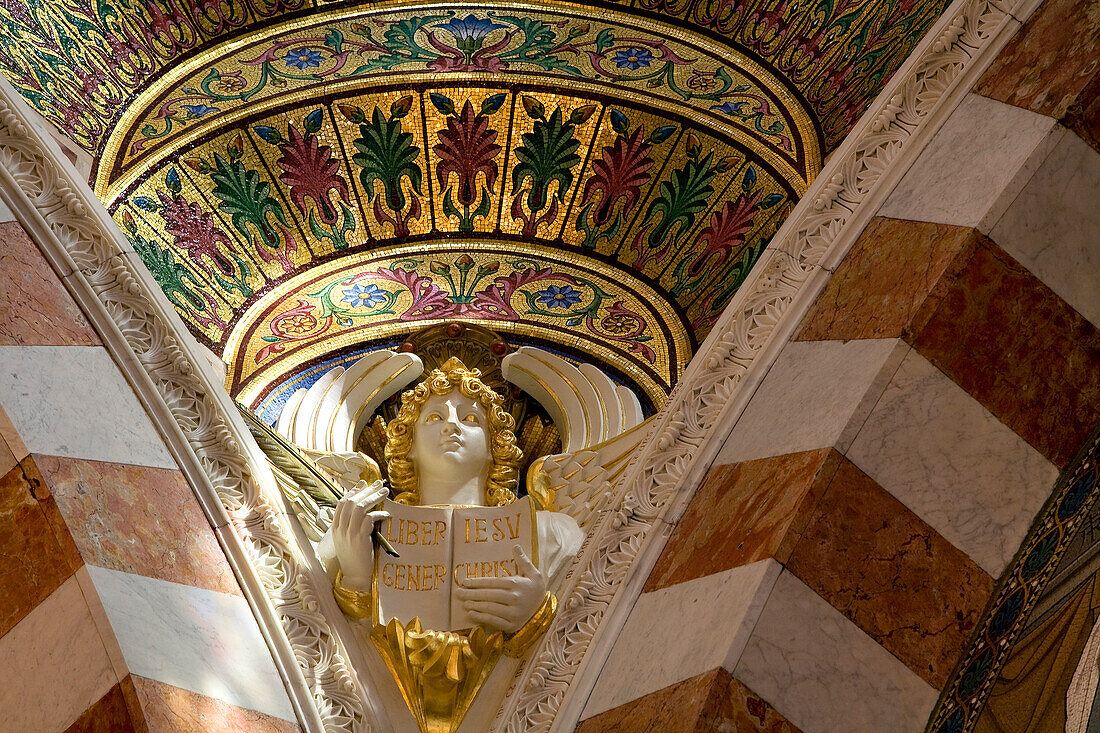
[0,433,15,479]
[796,217,979,342]
[786,455,994,689]
[0,402,29,464]
[711,674,801,733]
[19,455,84,567]
[0,221,99,346]
[644,449,837,592]
[132,676,301,733]
[975,0,1100,121]
[909,240,1100,468]
[0,457,81,637]
[576,668,800,733]
[35,455,242,595]
[64,682,139,732]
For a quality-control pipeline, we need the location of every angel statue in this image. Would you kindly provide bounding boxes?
[321,357,584,632]
[243,327,647,733]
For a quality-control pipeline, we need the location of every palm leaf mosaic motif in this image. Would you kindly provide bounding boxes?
[115,83,795,404]
[0,0,955,404]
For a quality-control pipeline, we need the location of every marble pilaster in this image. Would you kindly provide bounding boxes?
[877,94,1061,231]
[733,571,938,733]
[36,455,241,595]
[785,455,994,688]
[714,338,907,465]
[577,668,799,733]
[0,574,118,732]
[796,215,1100,469]
[987,129,1100,329]
[795,218,980,343]
[845,350,1059,575]
[0,221,99,347]
[132,676,302,733]
[64,683,138,732]
[582,560,781,719]
[86,566,297,722]
[0,345,176,469]
[645,449,838,591]
[0,456,81,636]
[975,0,1100,134]
[910,230,1100,466]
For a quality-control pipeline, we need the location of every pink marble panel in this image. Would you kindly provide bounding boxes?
[133,676,301,733]
[35,455,241,595]
[0,221,99,346]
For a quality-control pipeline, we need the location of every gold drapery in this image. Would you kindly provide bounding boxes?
[976,575,1100,732]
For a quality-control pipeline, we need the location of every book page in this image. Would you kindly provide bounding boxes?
[449,496,537,630]
[373,500,453,630]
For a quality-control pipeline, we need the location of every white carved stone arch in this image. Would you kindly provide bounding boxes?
[0,0,1039,724]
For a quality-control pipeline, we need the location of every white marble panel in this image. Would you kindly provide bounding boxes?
[733,571,938,733]
[0,345,176,468]
[0,191,14,223]
[581,559,781,718]
[989,128,1100,327]
[715,339,906,465]
[879,94,1060,229]
[87,565,297,721]
[0,574,118,732]
[846,350,1059,575]
[74,566,129,682]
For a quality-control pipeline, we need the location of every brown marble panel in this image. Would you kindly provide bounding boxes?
[975,0,1100,121]
[1065,70,1100,153]
[0,221,99,346]
[35,455,242,595]
[65,682,139,732]
[645,449,837,592]
[786,454,994,689]
[132,676,301,733]
[909,240,1100,467]
[577,668,800,733]
[797,218,979,342]
[708,674,801,733]
[119,676,150,733]
[0,458,81,637]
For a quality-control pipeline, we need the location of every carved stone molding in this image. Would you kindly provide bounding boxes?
[0,0,1039,727]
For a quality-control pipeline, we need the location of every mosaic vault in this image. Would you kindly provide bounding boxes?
[0,0,952,407]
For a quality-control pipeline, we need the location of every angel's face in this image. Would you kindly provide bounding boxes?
[408,392,491,485]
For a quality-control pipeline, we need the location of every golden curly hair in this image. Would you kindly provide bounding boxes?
[384,357,522,506]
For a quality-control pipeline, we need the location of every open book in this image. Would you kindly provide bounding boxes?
[372,496,537,631]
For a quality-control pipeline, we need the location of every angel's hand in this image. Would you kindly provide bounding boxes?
[332,480,389,590]
[456,546,547,634]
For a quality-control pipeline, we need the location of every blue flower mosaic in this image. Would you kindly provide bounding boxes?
[535,284,583,309]
[711,101,749,116]
[342,283,387,309]
[434,14,507,41]
[284,48,323,70]
[181,103,219,118]
[613,48,653,70]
